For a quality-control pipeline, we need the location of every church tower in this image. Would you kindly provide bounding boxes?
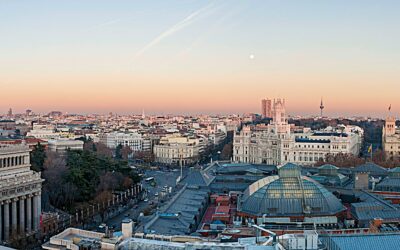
[384,116,396,137]
[271,98,291,135]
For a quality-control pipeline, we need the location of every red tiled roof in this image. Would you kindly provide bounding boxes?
[215,205,230,214]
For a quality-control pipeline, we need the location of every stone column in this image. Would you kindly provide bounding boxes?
[37,193,41,225]
[19,197,25,234]
[0,203,2,241]
[26,195,32,233]
[4,201,10,241]
[11,198,18,236]
[33,194,40,231]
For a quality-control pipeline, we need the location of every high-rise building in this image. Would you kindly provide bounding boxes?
[0,144,43,242]
[261,99,272,118]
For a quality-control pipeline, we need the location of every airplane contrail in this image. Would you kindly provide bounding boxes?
[95,18,122,29]
[135,2,217,57]
[178,2,243,58]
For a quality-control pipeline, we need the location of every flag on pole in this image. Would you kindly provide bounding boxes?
[368,144,373,161]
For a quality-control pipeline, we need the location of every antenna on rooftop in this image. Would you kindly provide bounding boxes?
[320,98,324,117]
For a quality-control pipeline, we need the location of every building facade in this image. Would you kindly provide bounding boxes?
[26,124,58,140]
[261,99,272,118]
[99,132,148,152]
[0,144,43,242]
[233,99,361,166]
[382,116,400,160]
[48,139,84,153]
[153,135,204,165]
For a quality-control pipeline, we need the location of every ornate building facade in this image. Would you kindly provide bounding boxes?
[153,134,205,165]
[233,99,361,166]
[0,144,43,242]
[382,116,400,160]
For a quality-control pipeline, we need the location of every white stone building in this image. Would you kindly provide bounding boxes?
[48,139,84,153]
[382,116,400,160]
[99,132,148,152]
[233,99,362,166]
[26,125,58,140]
[153,135,203,165]
[209,130,227,146]
[0,144,43,242]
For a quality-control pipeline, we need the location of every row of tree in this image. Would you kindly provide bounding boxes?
[30,141,141,212]
[316,150,400,168]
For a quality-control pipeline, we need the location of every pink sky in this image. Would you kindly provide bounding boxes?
[1,1,399,118]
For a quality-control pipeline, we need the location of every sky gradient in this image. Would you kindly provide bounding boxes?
[1,0,400,117]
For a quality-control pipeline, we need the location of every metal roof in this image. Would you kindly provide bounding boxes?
[321,233,400,250]
[319,164,339,170]
[144,185,209,235]
[353,163,388,175]
[376,177,400,191]
[239,165,345,217]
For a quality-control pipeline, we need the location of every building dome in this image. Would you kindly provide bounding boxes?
[239,163,345,217]
[318,164,339,176]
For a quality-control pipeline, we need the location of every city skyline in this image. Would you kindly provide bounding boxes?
[2,97,396,118]
[2,1,400,249]
[1,0,400,116]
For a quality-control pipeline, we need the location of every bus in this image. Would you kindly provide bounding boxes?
[145,177,155,182]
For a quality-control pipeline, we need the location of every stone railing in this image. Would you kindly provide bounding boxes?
[0,144,30,153]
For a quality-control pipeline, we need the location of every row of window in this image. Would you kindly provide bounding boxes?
[235,144,348,150]
[0,155,27,168]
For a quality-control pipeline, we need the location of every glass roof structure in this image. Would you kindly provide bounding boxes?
[239,163,345,217]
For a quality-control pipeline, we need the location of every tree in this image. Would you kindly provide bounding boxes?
[316,153,365,168]
[39,146,141,212]
[83,139,97,152]
[220,143,233,160]
[94,190,113,221]
[122,176,133,189]
[30,142,46,172]
[42,152,77,209]
[372,149,400,168]
[66,150,101,201]
[97,172,123,193]
[94,142,113,158]
[134,150,154,163]
[115,144,123,160]
[121,146,133,160]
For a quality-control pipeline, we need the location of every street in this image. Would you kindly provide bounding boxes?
[102,168,188,231]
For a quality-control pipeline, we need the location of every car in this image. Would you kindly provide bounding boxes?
[98,223,107,231]
[154,192,159,196]
[144,199,149,202]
